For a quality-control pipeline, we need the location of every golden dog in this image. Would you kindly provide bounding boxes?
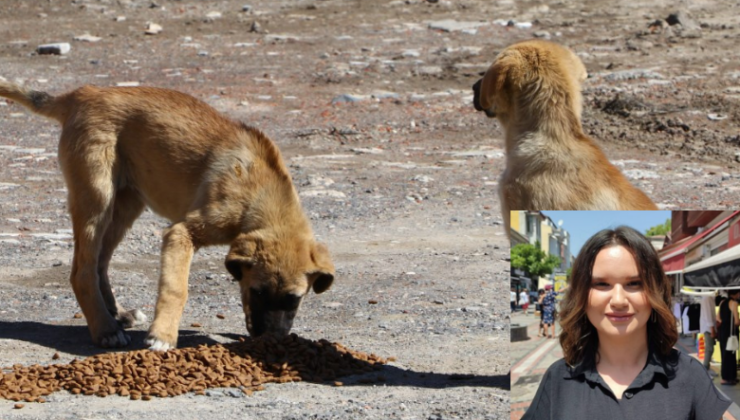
[0,80,335,350]
[472,40,657,229]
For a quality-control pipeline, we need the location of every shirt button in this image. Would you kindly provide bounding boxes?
[624,392,634,399]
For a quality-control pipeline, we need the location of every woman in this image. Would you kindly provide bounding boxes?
[523,226,731,420]
[541,285,558,339]
[718,289,740,385]
[537,289,546,337]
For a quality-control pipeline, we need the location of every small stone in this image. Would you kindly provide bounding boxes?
[145,22,163,35]
[205,390,224,397]
[74,33,102,42]
[250,21,263,33]
[242,5,253,12]
[52,352,60,360]
[52,261,63,267]
[14,403,24,409]
[205,11,222,20]
[533,31,550,39]
[37,43,71,55]
[114,16,126,22]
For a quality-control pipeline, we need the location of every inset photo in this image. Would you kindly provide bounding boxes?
[510,211,736,420]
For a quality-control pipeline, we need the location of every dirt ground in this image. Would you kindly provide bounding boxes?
[0,0,739,419]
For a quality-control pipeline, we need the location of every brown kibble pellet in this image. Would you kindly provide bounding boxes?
[216,314,225,319]
[0,334,386,402]
[52,352,60,360]
[73,313,83,319]
[191,323,202,328]
[14,403,24,409]
[368,299,378,304]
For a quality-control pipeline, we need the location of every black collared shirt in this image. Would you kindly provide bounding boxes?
[522,348,731,420]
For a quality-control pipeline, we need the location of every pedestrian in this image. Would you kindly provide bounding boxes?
[699,292,717,376]
[511,287,517,312]
[541,284,558,338]
[718,289,740,385]
[537,289,546,337]
[522,226,730,420]
[520,288,530,315]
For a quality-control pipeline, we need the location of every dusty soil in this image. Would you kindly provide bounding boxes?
[0,0,739,418]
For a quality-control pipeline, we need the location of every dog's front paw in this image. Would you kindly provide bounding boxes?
[145,334,175,352]
[116,309,147,329]
[99,330,131,348]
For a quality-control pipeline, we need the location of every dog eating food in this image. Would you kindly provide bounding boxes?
[0,80,335,350]
[0,334,388,402]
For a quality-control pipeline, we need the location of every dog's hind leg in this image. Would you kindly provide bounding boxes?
[97,187,147,329]
[60,131,130,348]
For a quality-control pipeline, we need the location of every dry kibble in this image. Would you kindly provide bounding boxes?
[52,352,60,360]
[0,334,386,402]
[191,323,202,328]
[73,313,83,319]
[14,403,24,409]
[216,314,225,320]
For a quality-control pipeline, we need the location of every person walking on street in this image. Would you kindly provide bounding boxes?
[520,288,530,315]
[541,284,558,338]
[699,293,717,376]
[537,289,546,337]
[511,287,517,312]
[523,226,731,419]
[718,289,740,385]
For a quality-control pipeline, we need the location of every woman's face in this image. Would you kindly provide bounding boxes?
[586,245,652,340]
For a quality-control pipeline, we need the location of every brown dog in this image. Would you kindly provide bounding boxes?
[0,80,335,350]
[472,40,657,229]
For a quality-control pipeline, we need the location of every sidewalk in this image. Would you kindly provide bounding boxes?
[509,310,740,420]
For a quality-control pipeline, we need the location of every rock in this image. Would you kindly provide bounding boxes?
[412,175,434,183]
[622,169,660,180]
[145,22,163,35]
[250,21,263,33]
[116,81,140,87]
[114,16,126,22]
[351,147,384,155]
[73,34,102,43]
[205,390,224,397]
[37,43,70,55]
[708,113,728,121]
[533,31,550,39]
[242,5,253,12]
[205,11,222,20]
[601,69,664,81]
[331,94,367,104]
[427,20,486,32]
[402,49,421,58]
[666,11,699,29]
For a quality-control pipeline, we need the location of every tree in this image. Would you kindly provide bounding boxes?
[645,218,671,236]
[511,241,562,279]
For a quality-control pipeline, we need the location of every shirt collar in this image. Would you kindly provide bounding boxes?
[564,345,670,388]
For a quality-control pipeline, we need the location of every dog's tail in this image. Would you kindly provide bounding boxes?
[0,79,66,123]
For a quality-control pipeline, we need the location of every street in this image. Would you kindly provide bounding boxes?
[509,310,740,420]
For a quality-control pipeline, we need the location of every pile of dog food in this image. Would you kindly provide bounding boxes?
[0,334,389,402]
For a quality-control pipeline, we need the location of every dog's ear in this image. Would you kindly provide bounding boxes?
[225,234,258,281]
[308,242,335,294]
[479,52,521,115]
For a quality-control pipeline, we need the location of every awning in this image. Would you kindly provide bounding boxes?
[683,244,740,290]
[659,211,740,274]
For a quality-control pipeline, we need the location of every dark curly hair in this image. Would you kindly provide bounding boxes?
[559,226,677,368]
